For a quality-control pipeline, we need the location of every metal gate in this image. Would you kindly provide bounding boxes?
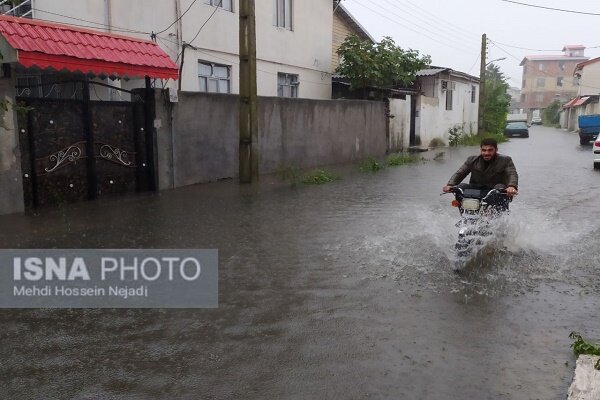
[17,80,154,208]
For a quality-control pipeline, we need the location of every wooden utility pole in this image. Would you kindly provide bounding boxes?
[477,33,487,136]
[239,0,259,183]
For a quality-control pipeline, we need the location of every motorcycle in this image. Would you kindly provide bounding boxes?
[443,184,512,262]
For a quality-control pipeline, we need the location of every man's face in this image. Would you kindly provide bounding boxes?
[480,145,497,161]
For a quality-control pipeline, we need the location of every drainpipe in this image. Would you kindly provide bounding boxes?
[104,0,113,100]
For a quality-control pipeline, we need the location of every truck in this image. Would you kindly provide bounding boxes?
[577,114,600,145]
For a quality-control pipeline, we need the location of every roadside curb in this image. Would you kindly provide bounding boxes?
[567,355,600,400]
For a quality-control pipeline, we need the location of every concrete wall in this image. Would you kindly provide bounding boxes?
[388,97,411,151]
[33,0,333,99]
[154,90,386,188]
[0,74,24,215]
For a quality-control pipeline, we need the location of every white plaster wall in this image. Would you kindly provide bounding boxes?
[417,79,478,146]
[578,62,600,96]
[389,97,411,151]
[31,0,332,99]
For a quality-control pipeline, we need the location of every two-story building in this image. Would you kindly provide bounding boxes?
[7,0,335,99]
[561,57,600,131]
[520,45,588,117]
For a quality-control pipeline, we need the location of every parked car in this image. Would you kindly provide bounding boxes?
[530,117,542,125]
[504,121,529,138]
[594,137,600,169]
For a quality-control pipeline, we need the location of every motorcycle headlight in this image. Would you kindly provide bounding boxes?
[461,198,480,211]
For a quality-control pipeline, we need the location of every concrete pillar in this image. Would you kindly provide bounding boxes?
[0,71,24,215]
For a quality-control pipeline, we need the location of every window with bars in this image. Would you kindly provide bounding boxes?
[557,77,563,87]
[273,0,292,30]
[277,73,298,98]
[536,77,545,87]
[471,85,476,103]
[204,0,233,12]
[198,61,231,94]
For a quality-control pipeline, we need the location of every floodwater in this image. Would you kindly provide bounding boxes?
[1,125,599,399]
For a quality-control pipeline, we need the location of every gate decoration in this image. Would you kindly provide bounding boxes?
[17,81,151,208]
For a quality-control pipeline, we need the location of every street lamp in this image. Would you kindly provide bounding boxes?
[478,56,507,135]
[486,57,506,67]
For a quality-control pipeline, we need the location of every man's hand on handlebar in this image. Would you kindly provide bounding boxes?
[506,186,518,197]
[442,185,453,193]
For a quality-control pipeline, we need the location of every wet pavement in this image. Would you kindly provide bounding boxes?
[1,125,599,399]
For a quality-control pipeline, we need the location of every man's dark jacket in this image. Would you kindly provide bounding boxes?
[447,154,518,189]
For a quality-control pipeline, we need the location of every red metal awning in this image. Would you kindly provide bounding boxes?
[573,96,590,107]
[0,15,178,80]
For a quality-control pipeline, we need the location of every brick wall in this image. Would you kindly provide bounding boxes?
[521,59,580,110]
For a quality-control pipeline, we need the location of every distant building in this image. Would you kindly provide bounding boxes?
[520,45,588,116]
[507,86,521,114]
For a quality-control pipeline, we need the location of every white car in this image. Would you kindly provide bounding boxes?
[594,137,600,169]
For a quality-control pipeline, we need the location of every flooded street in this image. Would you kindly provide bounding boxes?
[1,125,599,399]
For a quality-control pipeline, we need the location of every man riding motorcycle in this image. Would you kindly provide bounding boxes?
[442,138,518,197]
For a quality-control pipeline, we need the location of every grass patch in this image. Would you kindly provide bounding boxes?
[359,157,385,172]
[301,169,341,185]
[387,152,422,166]
[569,332,600,370]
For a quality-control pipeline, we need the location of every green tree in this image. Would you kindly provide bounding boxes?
[482,63,510,134]
[336,35,431,98]
[543,99,561,126]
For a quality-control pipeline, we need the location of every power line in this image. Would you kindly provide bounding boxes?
[156,0,199,35]
[402,0,480,40]
[380,0,477,44]
[499,0,600,16]
[187,0,221,45]
[348,0,477,54]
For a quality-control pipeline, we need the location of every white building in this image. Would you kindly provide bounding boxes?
[8,0,334,99]
[413,67,479,147]
[562,58,600,131]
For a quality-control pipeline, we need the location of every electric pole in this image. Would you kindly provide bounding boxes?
[477,33,487,136]
[239,0,259,183]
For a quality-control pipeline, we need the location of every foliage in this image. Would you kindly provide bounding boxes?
[387,153,421,166]
[543,99,562,126]
[482,63,510,135]
[359,157,385,172]
[336,35,431,97]
[428,137,446,148]
[301,169,341,184]
[448,126,463,147]
[450,131,508,147]
[275,165,302,188]
[569,332,600,370]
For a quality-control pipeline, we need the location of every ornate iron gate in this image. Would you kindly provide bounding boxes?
[17,81,153,208]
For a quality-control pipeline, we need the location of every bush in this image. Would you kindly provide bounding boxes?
[301,169,341,184]
[429,137,446,148]
[359,157,385,172]
[387,153,421,166]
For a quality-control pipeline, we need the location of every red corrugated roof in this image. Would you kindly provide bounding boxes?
[0,15,178,80]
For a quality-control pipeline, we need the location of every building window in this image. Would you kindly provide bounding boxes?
[538,63,544,71]
[573,76,580,86]
[274,0,292,30]
[522,79,526,88]
[557,77,563,87]
[521,94,526,103]
[445,88,453,110]
[198,61,231,93]
[536,94,544,102]
[278,73,298,97]
[559,62,566,71]
[204,0,233,11]
[536,77,545,87]
[471,85,476,103]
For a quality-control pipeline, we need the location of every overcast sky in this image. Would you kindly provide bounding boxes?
[340,0,600,89]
